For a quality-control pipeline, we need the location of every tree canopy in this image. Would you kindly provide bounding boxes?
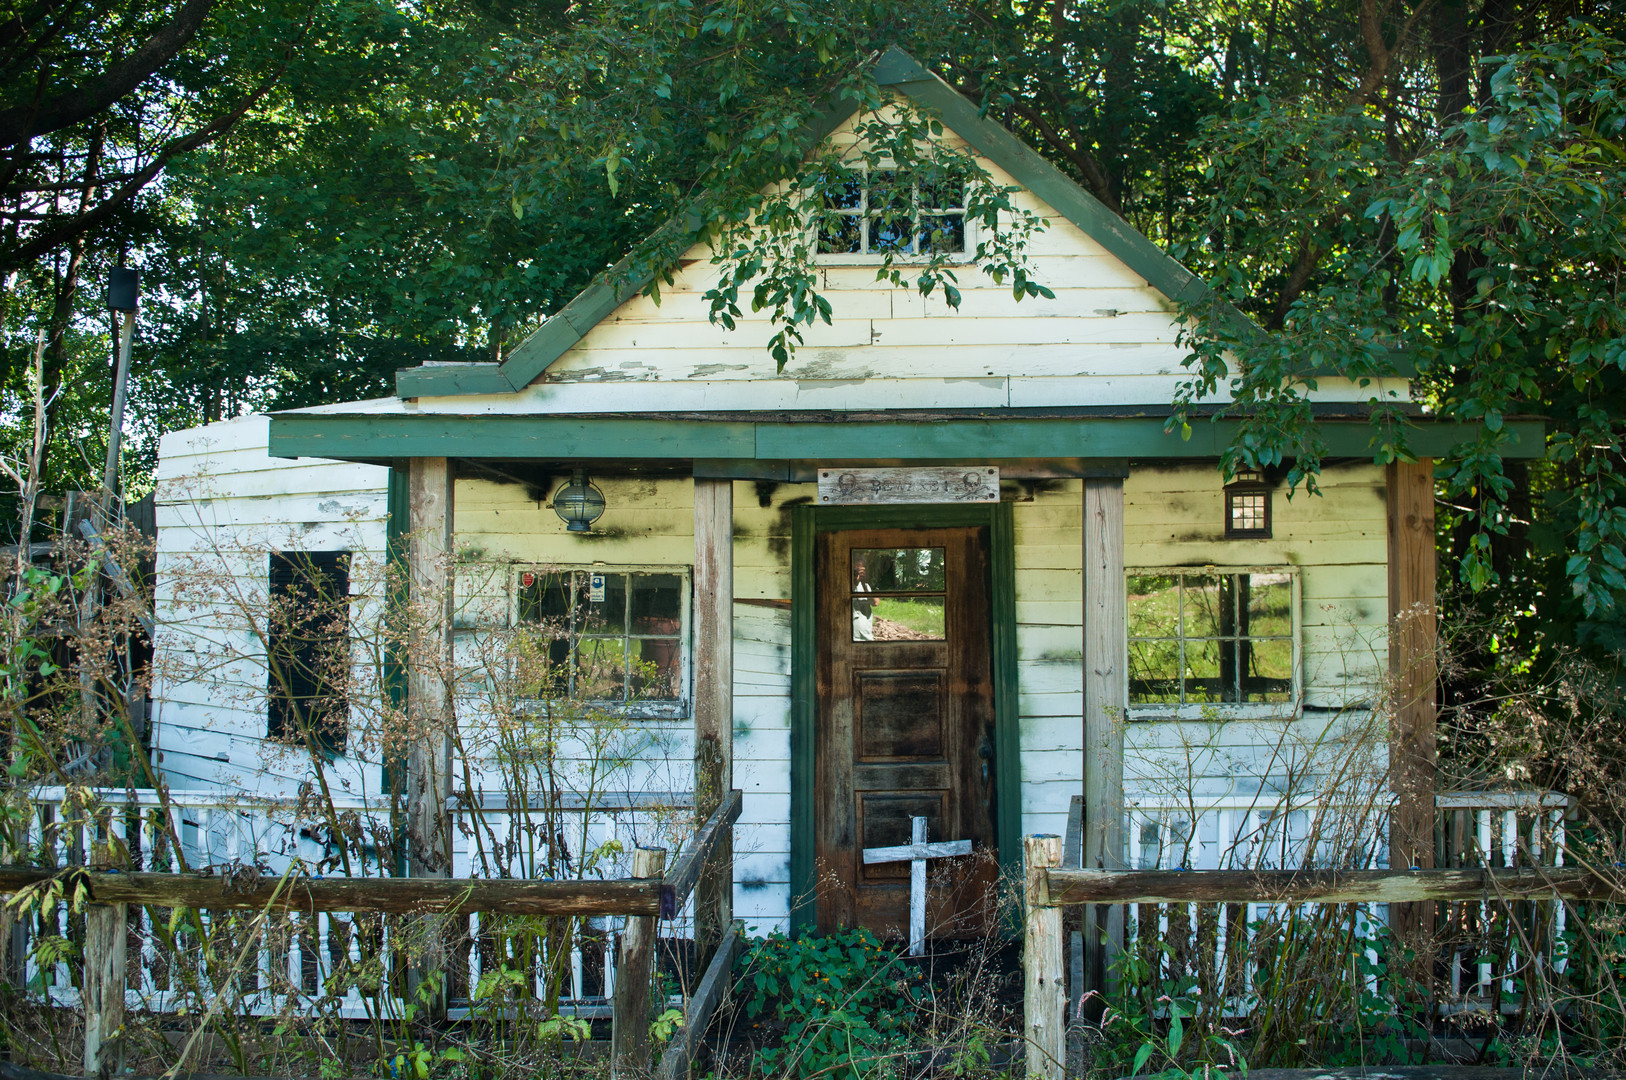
[2,0,1624,688]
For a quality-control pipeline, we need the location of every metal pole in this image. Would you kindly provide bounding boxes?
[102,309,134,501]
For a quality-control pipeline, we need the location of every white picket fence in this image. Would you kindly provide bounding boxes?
[17,787,695,1020]
[1120,790,1570,1012]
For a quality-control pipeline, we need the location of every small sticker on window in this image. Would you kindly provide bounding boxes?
[520,571,535,588]
[588,573,606,603]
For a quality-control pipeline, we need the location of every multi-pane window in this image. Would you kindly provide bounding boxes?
[267,551,350,755]
[1127,570,1295,710]
[517,569,686,714]
[816,169,967,257]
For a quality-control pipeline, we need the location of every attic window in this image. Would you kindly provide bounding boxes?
[816,169,966,257]
[1225,469,1272,539]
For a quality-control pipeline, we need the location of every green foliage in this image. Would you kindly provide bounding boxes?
[738,927,927,1080]
[1174,23,1626,631]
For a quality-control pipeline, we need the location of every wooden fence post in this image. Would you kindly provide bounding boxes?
[83,902,127,1075]
[1024,834,1065,1080]
[613,846,667,1080]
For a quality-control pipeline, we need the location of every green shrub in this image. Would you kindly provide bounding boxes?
[737,928,927,1080]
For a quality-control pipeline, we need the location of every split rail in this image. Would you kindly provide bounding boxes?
[0,789,742,1080]
[1022,792,1619,1080]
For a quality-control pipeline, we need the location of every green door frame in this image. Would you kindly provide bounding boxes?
[788,502,1021,934]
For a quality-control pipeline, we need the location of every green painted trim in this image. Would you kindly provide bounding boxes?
[395,364,518,397]
[988,501,1021,880]
[789,505,817,934]
[397,47,1224,398]
[383,465,410,877]
[269,412,1550,463]
[874,49,1210,310]
[787,500,1019,934]
[269,413,758,460]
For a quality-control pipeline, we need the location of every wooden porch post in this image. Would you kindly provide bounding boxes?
[692,478,734,968]
[1082,477,1126,994]
[406,456,455,879]
[1387,459,1437,966]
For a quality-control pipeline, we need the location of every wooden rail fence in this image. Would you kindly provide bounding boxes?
[1021,842,1626,1080]
[0,790,742,1080]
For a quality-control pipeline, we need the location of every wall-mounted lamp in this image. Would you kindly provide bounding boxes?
[553,469,606,533]
[1225,467,1272,539]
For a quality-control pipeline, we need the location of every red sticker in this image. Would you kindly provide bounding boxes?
[520,572,535,587]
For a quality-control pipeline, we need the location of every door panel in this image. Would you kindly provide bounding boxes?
[814,526,998,939]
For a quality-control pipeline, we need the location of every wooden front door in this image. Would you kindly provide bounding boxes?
[814,526,999,938]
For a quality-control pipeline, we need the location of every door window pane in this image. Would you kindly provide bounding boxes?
[854,595,946,642]
[852,548,946,592]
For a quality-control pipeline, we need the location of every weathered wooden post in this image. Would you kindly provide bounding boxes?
[406,456,455,1012]
[84,902,128,1075]
[406,456,455,877]
[692,477,733,970]
[613,845,668,1080]
[1082,475,1127,994]
[1024,834,1065,1080]
[1387,459,1437,977]
[84,808,127,1076]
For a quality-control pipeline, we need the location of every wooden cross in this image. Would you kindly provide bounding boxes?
[861,816,973,956]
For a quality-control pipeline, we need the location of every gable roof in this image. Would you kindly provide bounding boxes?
[395,46,1214,400]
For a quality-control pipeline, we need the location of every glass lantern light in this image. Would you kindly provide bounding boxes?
[553,469,606,533]
[1224,467,1272,539]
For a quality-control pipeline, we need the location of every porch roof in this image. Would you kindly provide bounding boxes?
[265,405,1546,466]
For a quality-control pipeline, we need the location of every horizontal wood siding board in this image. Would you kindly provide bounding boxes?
[269,414,1546,463]
[1043,867,1622,905]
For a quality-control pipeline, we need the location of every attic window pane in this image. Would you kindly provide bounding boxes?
[818,215,862,254]
[920,214,965,253]
[814,168,966,256]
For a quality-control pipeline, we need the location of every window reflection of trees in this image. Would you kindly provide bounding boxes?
[1128,571,1293,706]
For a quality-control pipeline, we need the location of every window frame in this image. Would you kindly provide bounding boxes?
[1124,565,1302,721]
[266,549,352,757]
[809,163,978,265]
[510,564,692,720]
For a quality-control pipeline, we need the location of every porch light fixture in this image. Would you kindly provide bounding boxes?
[553,469,606,533]
[1225,467,1272,539]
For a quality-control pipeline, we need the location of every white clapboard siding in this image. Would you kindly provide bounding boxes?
[382,112,1409,416]
[152,415,390,802]
[152,427,1392,930]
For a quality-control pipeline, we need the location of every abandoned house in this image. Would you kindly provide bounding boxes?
[146,48,1544,954]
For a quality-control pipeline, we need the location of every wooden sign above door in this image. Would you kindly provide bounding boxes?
[817,467,1000,505]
